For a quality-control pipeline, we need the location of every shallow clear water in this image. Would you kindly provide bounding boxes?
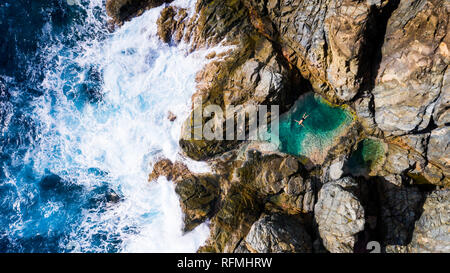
[0,0,215,252]
[345,138,385,176]
[269,92,353,163]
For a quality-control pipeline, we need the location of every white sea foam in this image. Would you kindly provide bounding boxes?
[29,0,230,252]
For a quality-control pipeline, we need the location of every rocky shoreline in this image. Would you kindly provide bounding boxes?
[106,0,449,253]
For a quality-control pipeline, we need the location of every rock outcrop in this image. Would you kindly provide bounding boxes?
[106,0,173,23]
[242,214,313,253]
[314,177,365,253]
[407,189,450,252]
[106,0,450,253]
[373,0,449,136]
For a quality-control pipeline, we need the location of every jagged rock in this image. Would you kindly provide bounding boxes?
[314,177,365,253]
[106,0,173,23]
[148,158,191,182]
[407,189,450,253]
[148,158,219,231]
[156,6,187,43]
[427,126,450,171]
[244,214,312,253]
[373,0,449,135]
[266,176,316,214]
[248,0,389,102]
[167,111,177,122]
[180,31,300,160]
[175,174,220,231]
[399,133,430,155]
[328,158,345,181]
[377,175,424,247]
[198,185,262,253]
[432,69,450,127]
[236,151,316,214]
[379,144,411,175]
[354,96,379,135]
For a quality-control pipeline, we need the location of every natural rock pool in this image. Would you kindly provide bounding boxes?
[345,138,385,176]
[268,92,354,164]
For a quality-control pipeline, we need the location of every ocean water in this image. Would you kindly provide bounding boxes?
[269,92,353,163]
[0,0,216,252]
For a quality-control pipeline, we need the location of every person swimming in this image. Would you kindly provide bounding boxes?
[294,113,309,128]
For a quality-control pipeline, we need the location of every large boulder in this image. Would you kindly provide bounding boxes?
[243,214,312,253]
[373,0,449,135]
[407,189,450,253]
[148,159,220,231]
[175,174,220,232]
[106,0,172,23]
[198,185,262,253]
[314,177,365,253]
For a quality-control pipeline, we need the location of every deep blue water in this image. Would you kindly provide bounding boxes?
[0,0,211,253]
[0,0,120,252]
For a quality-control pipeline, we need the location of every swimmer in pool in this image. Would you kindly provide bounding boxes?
[294,113,309,128]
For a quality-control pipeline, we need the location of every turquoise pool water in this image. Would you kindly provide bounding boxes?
[268,92,353,163]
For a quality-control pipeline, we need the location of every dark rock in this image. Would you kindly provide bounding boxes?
[377,175,424,247]
[106,0,173,23]
[198,185,262,253]
[175,174,220,232]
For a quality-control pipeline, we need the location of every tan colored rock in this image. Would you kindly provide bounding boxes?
[248,0,388,102]
[315,177,365,253]
[156,6,188,44]
[373,0,449,135]
[148,158,191,182]
[407,189,450,253]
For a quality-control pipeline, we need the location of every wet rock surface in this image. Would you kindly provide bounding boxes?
[107,0,450,253]
[106,0,173,23]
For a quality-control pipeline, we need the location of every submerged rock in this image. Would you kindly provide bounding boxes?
[243,214,312,253]
[314,177,365,253]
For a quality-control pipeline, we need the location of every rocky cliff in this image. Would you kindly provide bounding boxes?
[107,0,449,253]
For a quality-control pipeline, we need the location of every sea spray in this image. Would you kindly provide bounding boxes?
[0,0,227,252]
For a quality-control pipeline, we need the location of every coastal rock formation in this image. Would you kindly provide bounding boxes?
[407,189,450,252]
[106,0,173,23]
[107,0,450,253]
[373,0,449,136]
[148,159,219,231]
[198,184,263,253]
[243,214,313,253]
[247,0,390,102]
[377,176,424,247]
[314,177,365,253]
